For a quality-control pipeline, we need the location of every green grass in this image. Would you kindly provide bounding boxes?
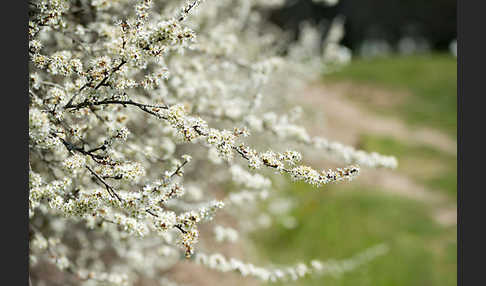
[324,53,457,136]
[359,134,457,200]
[253,184,456,286]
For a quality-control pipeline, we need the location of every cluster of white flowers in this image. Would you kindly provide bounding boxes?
[62,153,86,172]
[290,165,360,186]
[29,107,62,149]
[29,0,393,284]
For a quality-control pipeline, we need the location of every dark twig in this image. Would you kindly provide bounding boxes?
[64,60,127,108]
[174,224,187,234]
[169,159,189,180]
[59,137,115,166]
[85,165,123,202]
[178,0,199,22]
[94,60,127,90]
[66,98,168,118]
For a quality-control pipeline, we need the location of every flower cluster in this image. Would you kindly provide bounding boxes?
[290,165,360,187]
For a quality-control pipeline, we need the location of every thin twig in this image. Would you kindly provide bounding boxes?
[85,165,123,202]
[66,98,168,118]
[64,60,127,108]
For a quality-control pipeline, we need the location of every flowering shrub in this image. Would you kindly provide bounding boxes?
[29,0,397,285]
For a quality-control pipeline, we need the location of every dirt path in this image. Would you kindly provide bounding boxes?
[299,83,457,226]
[301,83,456,156]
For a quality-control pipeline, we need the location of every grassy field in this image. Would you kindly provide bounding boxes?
[254,186,457,286]
[324,53,457,136]
[252,54,457,286]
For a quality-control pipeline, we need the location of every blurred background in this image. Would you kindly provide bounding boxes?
[252,1,457,286]
[269,0,456,54]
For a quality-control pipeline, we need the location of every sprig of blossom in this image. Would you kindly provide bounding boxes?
[195,244,388,282]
